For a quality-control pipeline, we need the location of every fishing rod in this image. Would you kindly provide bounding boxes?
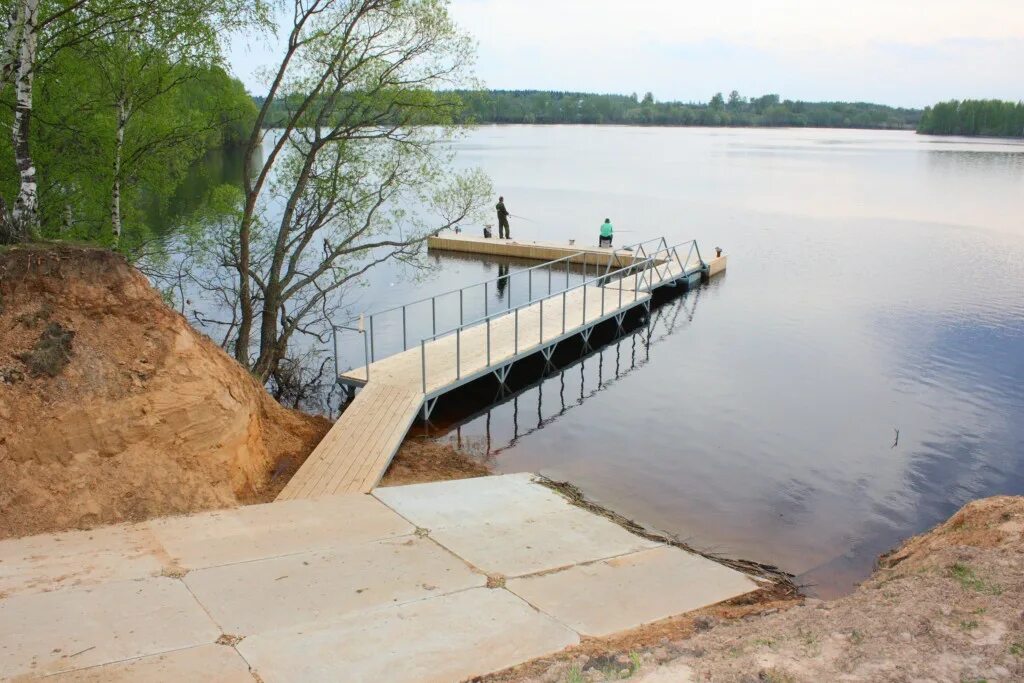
[510,214,538,223]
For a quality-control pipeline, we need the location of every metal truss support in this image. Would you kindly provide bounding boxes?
[492,362,515,397]
[540,343,558,372]
[580,326,594,354]
[422,396,439,421]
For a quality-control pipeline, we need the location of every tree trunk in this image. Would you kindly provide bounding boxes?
[110,98,127,243]
[10,0,39,239]
[234,202,255,367]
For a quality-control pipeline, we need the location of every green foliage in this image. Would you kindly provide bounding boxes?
[0,0,261,248]
[918,99,1024,138]
[400,89,923,130]
[948,562,1004,595]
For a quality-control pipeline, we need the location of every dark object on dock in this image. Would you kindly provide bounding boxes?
[715,246,723,257]
[483,225,492,238]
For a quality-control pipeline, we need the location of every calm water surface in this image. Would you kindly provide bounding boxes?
[189,126,1024,596]
[437,126,1024,596]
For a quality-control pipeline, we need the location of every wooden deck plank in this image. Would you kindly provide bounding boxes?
[320,390,421,495]
[297,388,411,497]
[277,385,418,500]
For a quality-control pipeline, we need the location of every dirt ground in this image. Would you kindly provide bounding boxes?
[381,435,493,487]
[0,246,330,539]
[476,496,1024,683]
[0,245,497,539]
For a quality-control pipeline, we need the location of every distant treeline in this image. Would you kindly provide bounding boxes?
[917,100,1024,138]
[254,90,922,130]
[453,90,922,130]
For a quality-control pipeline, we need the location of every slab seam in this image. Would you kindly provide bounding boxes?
[162,529,418,574]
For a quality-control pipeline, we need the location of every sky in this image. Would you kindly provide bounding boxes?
[227,0,1024,108]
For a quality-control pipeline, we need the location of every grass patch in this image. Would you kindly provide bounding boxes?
[959,620,979,631]
[565,665,584,683]
[948,563,1003,595]
[1010,642,1023,657]
[628,651,642,675]
[850,629,864,645]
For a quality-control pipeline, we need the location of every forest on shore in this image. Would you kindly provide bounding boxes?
[254,89,1024,139]
[916,100,1024,138]
[453,90,923,129]
[257,89,924,130]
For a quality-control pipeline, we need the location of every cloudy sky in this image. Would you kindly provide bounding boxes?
[227,0,1024,108]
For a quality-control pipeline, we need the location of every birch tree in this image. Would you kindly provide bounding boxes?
[0,0,261,244]
[224,0,491,380]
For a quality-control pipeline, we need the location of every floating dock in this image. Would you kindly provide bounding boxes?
[427,233,642,267]
[279,237,724,500]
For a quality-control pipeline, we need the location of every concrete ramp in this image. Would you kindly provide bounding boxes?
[0,473,759,682]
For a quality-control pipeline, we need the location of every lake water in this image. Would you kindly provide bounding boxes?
[178,126,1024,597]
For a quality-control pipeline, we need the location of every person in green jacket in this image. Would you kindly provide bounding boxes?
[599,218,613,247]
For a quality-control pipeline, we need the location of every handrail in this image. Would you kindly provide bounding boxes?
[336,235,662,349]
[332,237,704,387]
[415,240,701,394]
[353,238,657,363]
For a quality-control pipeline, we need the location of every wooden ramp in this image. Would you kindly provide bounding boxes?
[277,384,422,499]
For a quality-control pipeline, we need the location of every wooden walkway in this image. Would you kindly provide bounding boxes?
[277,384,423,500]
[339,285,649,394]
[279,237,721,500]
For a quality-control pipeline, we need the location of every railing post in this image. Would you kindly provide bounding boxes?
[332,325,340,382]
[514,308,519,354]
[582,284,587,325]
[369,315,375,362]
[601,284,605,316]
[486,318,491,365]
[562,291,566,333]
[485,281,489,317]
[362,328,370,382]
[402,306,407,351]
[548,267,551,295]
[540,298,544,343]
[420,340,426,394]
[456,328,461,380]
[528,270,532,301]
[459,289,464,325]
[431,298,436,336]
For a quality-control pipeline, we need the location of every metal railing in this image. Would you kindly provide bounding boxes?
[333,237,705,387]
[363,244,643,360]
[416,239,703,394]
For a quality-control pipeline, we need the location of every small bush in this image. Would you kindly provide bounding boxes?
[16,321,75,377]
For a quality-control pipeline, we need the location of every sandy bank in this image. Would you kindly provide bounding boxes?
[478,495,1024,682]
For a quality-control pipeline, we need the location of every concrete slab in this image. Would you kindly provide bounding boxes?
[0,525,162,598]
[430,504,660,577]
[0,577,221,679]
[507,546,760,637]
[238,587,579,683]
[146,493,413,570]
[185,536,484,635]
[373,472,576,530]
[44,644,253,682]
